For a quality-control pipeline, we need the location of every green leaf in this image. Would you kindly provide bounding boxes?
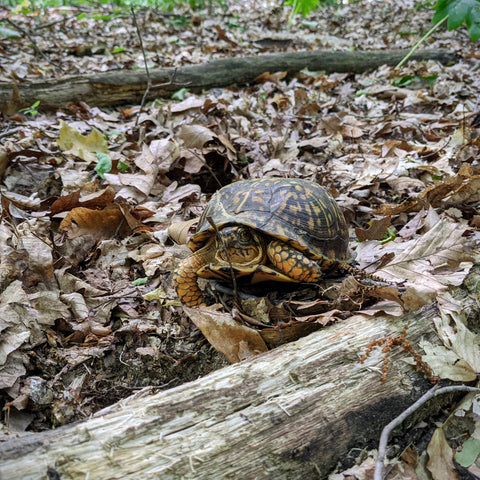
[132,277,148,286]
[0,26,21,38]
[466,4,480,40]
[95,152,112,179]
[284,0,320,17]
[393,75,416,87]
[19,100,41,116]
[118,161,129,172]
[91,13,117,20]
[355,89,370,97]
[381,228,397,244]
[171,88,189,100]
[392,74,438,87]
[301,20,319,28]
[433,0,452,22]
[424,74,439,86]
[432,0,480,41]
[455,438,480,467]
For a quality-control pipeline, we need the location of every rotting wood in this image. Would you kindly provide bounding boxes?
[0,49,456,110]
[0,295,472,480]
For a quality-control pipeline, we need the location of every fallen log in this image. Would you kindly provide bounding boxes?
[0,297,466,480]
[0,49,456,110]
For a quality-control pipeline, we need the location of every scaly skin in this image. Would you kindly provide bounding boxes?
[173,242,215,307]
[267,239,323,282]
[175,230,326,307]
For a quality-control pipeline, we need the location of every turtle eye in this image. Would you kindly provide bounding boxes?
[237,227,252,244]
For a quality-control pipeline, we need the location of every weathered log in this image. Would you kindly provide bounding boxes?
[0,49,456,110]
[0,300,462,480]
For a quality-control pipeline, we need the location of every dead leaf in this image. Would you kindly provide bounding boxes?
[213,24,237,45]
[60,204,129,240]
[376,199,425,216]
[149,138,180,173]
[433,311,480,374]
[2,81,23,116]
[376,220,474,288]
[184,307,268,363]
[341,124,364,138]
[181,149,206,174]
[20,233,55,286]
[177,124,217,149]
[419,176,464,207]
[355,216,391,242]
[170,96,205,113]
[448,176,480,203]
[57,121,108,163]
[50,187,116,215]
[397,209,428,240]
[168,218,199,245]
[162,182,201,203]
[426,427,459,480]
[386,176,426,195]
[419,341,477,381]
[255,71,287,83]
[400,286,436,311]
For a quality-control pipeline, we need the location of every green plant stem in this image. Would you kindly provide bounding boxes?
[396,15,449,70]
[287,0,298,26]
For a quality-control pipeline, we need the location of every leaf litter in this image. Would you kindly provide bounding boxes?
[0,0,480,476]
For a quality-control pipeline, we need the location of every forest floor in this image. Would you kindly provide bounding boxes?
[0,0,479,478]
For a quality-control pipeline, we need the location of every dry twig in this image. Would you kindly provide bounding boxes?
[206,216,241,307]
[374,385,480,480]
[130,7,187,127]
[5,18,64,71]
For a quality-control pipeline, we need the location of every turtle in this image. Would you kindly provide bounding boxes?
[173,177,351,307]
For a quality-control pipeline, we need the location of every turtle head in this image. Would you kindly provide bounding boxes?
[216,225,264,265]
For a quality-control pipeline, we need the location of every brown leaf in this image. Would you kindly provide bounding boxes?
[449,176,480,203]
[184,307,268,363]
[401,287,435,311]
[177,124,217,149]
[213,25,237,45]
[341,124,364,138]
[367,285,404,305]
[168,218,199,245]
[419,176,464,207]
[376,199,425,215]
[117,204,153,232]
[181,149,206,174]
[255,71,287,83]
[426,428,459,480]
[59,204,130,240]
[397,209,428,240]
[2,81,23,116]
[57,121,108,163]
[170,96,205,113]
[50,187,116,215]
[355,216,391,241]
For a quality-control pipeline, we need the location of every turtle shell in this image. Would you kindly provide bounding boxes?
[189,178,350,264]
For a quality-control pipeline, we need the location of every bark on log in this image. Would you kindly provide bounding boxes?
[0,49,456,110]
[0,297,468,480]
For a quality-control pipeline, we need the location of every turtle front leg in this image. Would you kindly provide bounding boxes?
[173,255,206,307]
[267,240,323,283]
[173,242,215,307]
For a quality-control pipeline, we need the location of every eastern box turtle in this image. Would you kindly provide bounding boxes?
[173,178,351,307]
